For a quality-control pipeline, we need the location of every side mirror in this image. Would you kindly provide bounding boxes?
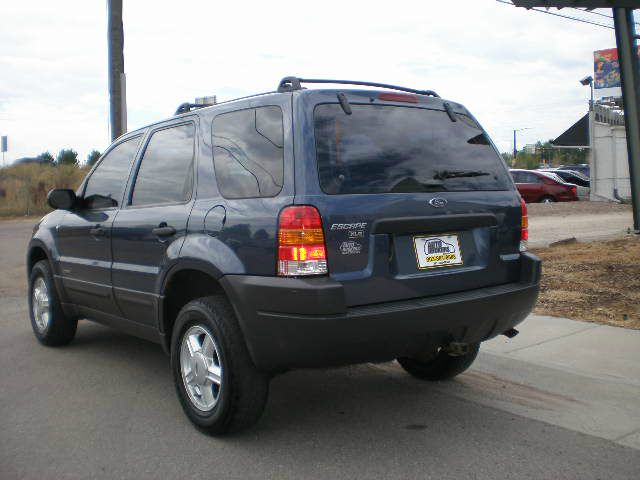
[47,189,77,210]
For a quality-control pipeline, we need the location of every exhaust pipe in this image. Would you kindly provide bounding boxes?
[502,328,519,339]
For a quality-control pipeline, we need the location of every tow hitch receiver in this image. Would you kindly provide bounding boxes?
[502,328,519,339]
[444,342,469,356]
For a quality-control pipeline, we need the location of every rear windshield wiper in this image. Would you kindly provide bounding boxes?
[434,169,490,180]
[390,177,447,193]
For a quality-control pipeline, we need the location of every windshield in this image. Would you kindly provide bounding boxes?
[313,104,511,194]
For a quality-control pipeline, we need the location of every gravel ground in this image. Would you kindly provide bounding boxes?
[532,237,640,329]
[527,201,632,217]
[527,201,634,248]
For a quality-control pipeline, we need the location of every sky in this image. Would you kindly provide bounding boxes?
[0,0,632,165]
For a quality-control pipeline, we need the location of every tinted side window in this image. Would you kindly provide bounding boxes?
[131,123,195,206]
[84,136,141,209]
[510,171,522,183]
[212,106,284,199]
[526,173,543,183]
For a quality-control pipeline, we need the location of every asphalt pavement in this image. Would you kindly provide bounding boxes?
[2,216,639,480]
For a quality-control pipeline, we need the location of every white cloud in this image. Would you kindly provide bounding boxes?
[0,0,619,164]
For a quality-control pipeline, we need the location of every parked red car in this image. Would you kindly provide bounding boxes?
[509,169,578,203]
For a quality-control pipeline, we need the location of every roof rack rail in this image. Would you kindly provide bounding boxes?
[174,102,212,115]
[276,76,440,97]
[174,91,279,115]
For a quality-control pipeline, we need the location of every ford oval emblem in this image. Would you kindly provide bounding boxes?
[429,197,447,208]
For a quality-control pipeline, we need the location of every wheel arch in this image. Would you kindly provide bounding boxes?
[26,240,53,276]
[158,260,229,354]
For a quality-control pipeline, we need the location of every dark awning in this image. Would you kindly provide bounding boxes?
[551,113,590,148]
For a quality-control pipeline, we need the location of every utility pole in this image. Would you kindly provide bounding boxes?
[107,0,126,141]
[613,8,640,232]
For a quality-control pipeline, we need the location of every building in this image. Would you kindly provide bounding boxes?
[552,100,630,202]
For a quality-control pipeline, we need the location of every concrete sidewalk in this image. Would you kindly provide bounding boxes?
[376,314,640,450]
[484,315,640,449]
[484,315,640,385]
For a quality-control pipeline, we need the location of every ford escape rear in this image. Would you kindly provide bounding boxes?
[28,76,540,434]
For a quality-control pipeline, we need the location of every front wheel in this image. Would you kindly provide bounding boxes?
[539,195,556,203]
[28,260,77,346]
[397,343,480,381]
[170,295,269,435]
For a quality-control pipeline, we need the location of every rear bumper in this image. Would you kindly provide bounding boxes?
[221,252,541,372]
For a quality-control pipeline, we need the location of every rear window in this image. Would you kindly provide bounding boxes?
[314,104,511,194]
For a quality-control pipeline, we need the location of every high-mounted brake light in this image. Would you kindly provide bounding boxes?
[378,92,419,103]
[277,206,328,276]
[520,197,528,251]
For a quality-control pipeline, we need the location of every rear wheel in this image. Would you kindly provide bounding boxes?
[171,295,269,435]
[539,195,556,203]
[28,260,77,346]
[397,343,480,381]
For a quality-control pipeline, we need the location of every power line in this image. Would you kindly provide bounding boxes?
[496,0,615,30]
[569,7,640,27]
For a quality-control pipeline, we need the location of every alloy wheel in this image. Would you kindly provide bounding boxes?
[180,325,223,411]
[32,276,50,333]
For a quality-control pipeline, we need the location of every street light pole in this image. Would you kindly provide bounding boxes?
[513,128,531,167]
[581,76,597,199]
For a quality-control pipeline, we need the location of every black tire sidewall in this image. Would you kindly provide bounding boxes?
[170,302,233,430]
[28,261,54,341]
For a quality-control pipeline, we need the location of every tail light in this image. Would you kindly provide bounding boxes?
[570,185,577,196]
[277,206,328,276]
[520,197,528,251]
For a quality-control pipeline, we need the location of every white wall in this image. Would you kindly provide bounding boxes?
[590,117,631,201]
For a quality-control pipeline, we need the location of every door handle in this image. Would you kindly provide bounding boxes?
[152,225,176,237]
[89,226,106,236]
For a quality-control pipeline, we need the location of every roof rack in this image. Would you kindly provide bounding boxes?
[174,102,211,115]
[276,76,440,97]
[174,91,279,115]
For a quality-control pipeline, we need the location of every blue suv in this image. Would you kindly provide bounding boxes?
[27,77,540,434]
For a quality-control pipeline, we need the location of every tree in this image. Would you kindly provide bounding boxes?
[37,151,54,164]
[86,150,101,166]
[56,148,79,167]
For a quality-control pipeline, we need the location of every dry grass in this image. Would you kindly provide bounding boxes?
[0,163,88,217]
[532,237,640,329]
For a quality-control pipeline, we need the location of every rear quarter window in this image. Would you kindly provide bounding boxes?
[212,106,284,199]
[314,104,511,194]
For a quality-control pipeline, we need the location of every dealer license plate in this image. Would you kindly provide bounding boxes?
[413,234,463,269]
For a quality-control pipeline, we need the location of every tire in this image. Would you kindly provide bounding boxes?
[28,260,77,346]
[170,295,269,435]
[539,195,556,203]
[397,343,480,381]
